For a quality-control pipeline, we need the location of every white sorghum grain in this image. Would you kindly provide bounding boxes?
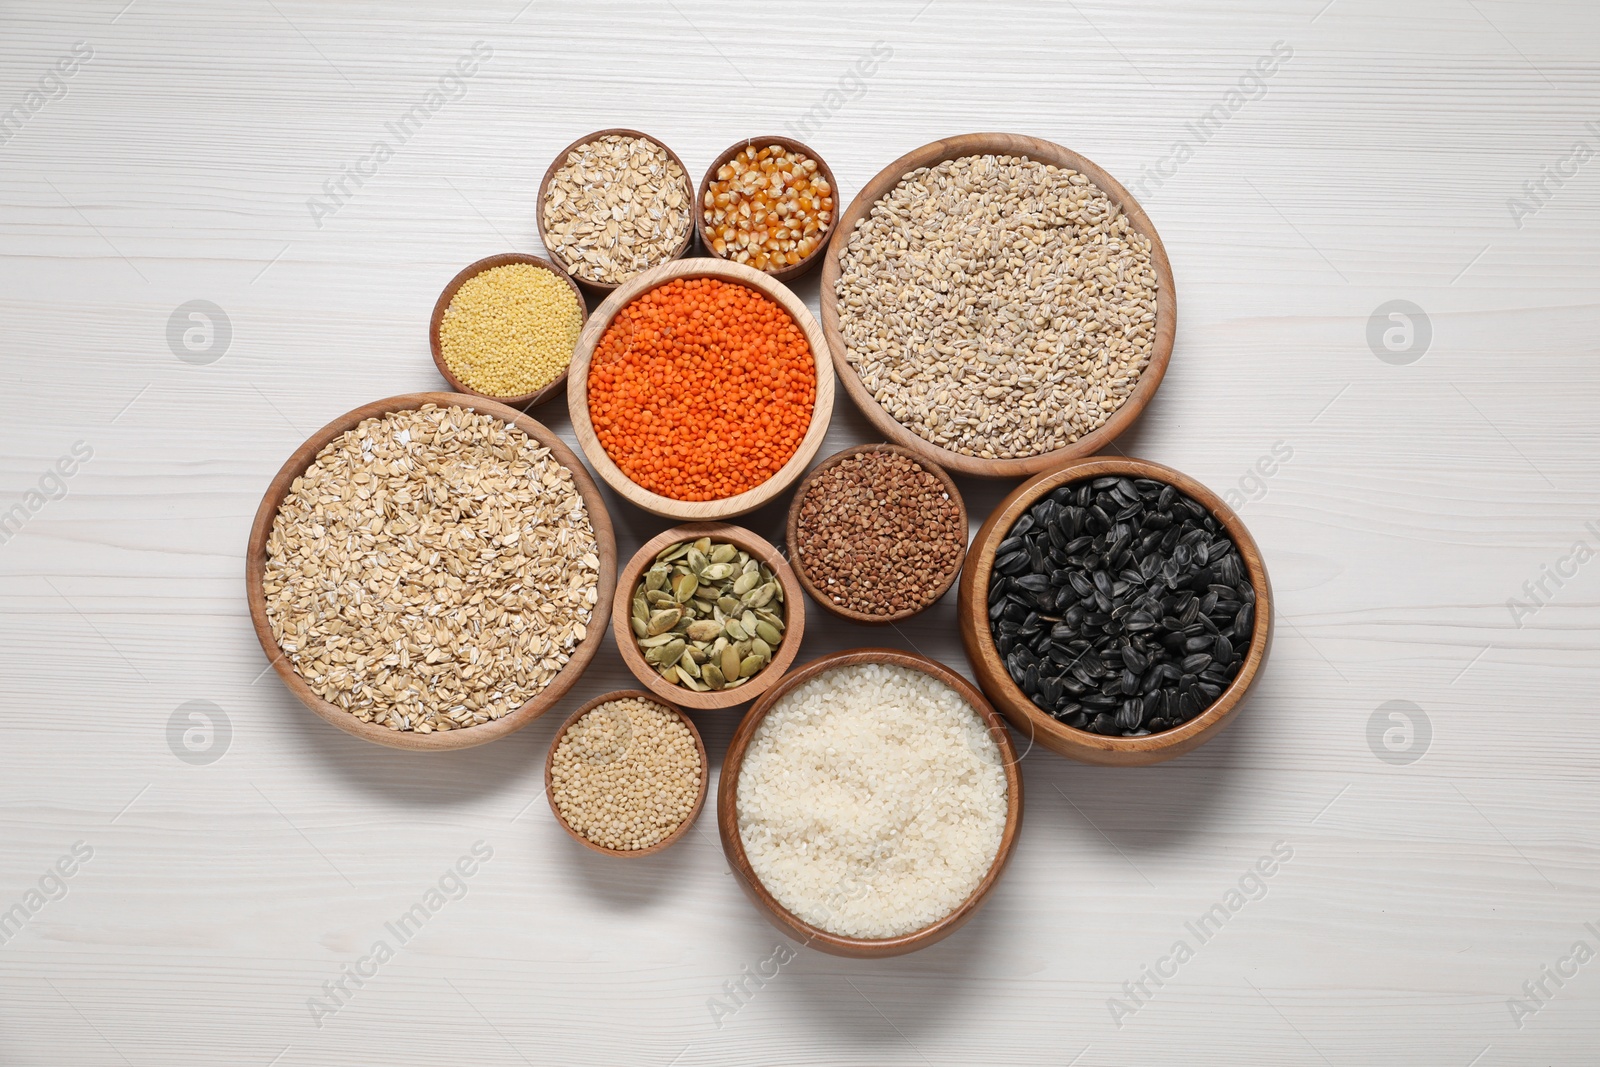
[735,663,1008,939]
[834,154,1159,460]
[262,404,600,734]
[550,697,702,851]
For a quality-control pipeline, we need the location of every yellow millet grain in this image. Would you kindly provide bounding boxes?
[550,697,702,851]
[439,263,583,399]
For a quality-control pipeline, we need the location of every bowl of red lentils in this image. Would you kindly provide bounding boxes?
[429,253,588,409]
[786,444,968,624]
[695,136,838,282]
[565,257,836,521]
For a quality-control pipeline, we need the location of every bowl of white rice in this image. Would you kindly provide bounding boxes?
[719,648,1023,957]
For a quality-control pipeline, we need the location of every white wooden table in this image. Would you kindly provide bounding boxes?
[3,2,1596,1063]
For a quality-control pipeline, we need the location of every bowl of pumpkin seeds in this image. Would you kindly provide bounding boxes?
[612,522,805,710]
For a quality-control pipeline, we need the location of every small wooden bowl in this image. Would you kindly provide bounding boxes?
[612,523,804,712]
[718,648,1024,958]
[244,392,617,752]
[536,128,696,294]
[818,133,1177,479]
[784,443,968,625]
[694,135,839,282]
[957,455,1272,766]
[428,253,588,410]
[566,257,835,521]
[544,690,709,857]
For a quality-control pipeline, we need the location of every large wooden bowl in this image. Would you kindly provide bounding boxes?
[536,128,696,294]
[428,252,587,410]
[694,134,839,282]
[718,648,1024,958]
[566,257,835,521]
[958,456,1272,766]
[544,690,709,858]
[783,443,967,625]
[611,523,805,712]
[818,132,1177,479]
[245,392,617,751]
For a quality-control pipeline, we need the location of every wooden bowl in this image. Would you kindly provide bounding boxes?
[718,648,1024,957]
[784,443,967,625]
[693,135,838,282]
[536,128,696,294]
[957,455,1272,766]
[566,257,835,521]
[428,253,588,410]
[244,392,617,751]
[544,690,709,857]
[611,522,804,712]
[818,132,1177,479]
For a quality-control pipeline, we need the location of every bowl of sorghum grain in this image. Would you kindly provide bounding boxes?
[786,444,968,624]
[245,394,617,751]
[567,258,835,521]
[718,648,1023,957]
[537,129,695,292]
[612,522,805,711]
[820,133,1176,479]
[696,136,837,281]
[545,690,708,857]
[429,253,587,408]
[958,455,1272,766]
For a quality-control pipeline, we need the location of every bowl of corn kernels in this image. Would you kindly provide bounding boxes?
[695,137,838,282]
[429,252,588,409]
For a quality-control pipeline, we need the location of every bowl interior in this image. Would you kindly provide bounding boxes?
[784,443,968,625]
[961,456,1271,763]
[244,392,617,751]
[717,648,1023,957]
[536,128,696,291]
[565,257,835,521]
[543,689,709,857]
[611,522,806,712]
[818,132,1177,479]
[694,135,839,282]
[428,253,588,408]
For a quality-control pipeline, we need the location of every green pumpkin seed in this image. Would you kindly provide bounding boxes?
[631,616,648,639]
[722,646,743,682]
[751,637,772,660]
[755,620,782,645]
[657,543,691,563]
[677,650,701,678]
[699,562,736,582]
[710,543,738,564]
[645,566,670,593]
[723,618,748,642]
[645,589,676,608]
[681,673,708,692]
[726,675,749,688]
[638,632,679,649]
[742,581,777,609]
[693,537,712,555]
[686,548,709,573]
[732,571,762,597]
[685,619,723,642]
[673,573,698,602]
[658,664,679,683]
[633,536,783,692]
[740,654,765,677]
[717,595,742,615]
[686,645,709,664]
[632,596,649,624]
[646,608,681,636]
[702,663,726,689]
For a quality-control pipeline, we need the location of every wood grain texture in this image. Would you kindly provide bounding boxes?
[958,455,1273,765]
[693,134,839,282]
[542,689,709,858]
[427,252,587,409]
[819,132,1178,478]
[784,442,968,625]
[2,1,1599,1063]
[244,392,618,750]
[566,257,836,520]
[715,647,1023,957]
[610,522,804,711]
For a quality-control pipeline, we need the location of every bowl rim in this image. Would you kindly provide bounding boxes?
[610,522,806,711]
[244,392,617,751]
[783,442,968,625]
[817,132,1177,479]
[958,454,1272,765]
[428,252,588,409]
[565,257,836,521]
[543,689,709,857]
[693,134,839,282]
[717,647,1025,957]
[536,127,696,292]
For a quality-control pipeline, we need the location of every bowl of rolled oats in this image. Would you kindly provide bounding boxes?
[245,394,617,750]
[537,129,696,293]
[820,133,1177,479]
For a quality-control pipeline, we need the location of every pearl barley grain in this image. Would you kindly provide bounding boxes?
[439,263,584,399]
[550,697,703,852]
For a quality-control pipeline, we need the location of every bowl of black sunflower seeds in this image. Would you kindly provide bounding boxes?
[957,457,1272,766]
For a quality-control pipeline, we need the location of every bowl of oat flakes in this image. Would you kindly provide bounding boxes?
[537,128,696,293]
[820,133,1177,479]
[245,393,617,751]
